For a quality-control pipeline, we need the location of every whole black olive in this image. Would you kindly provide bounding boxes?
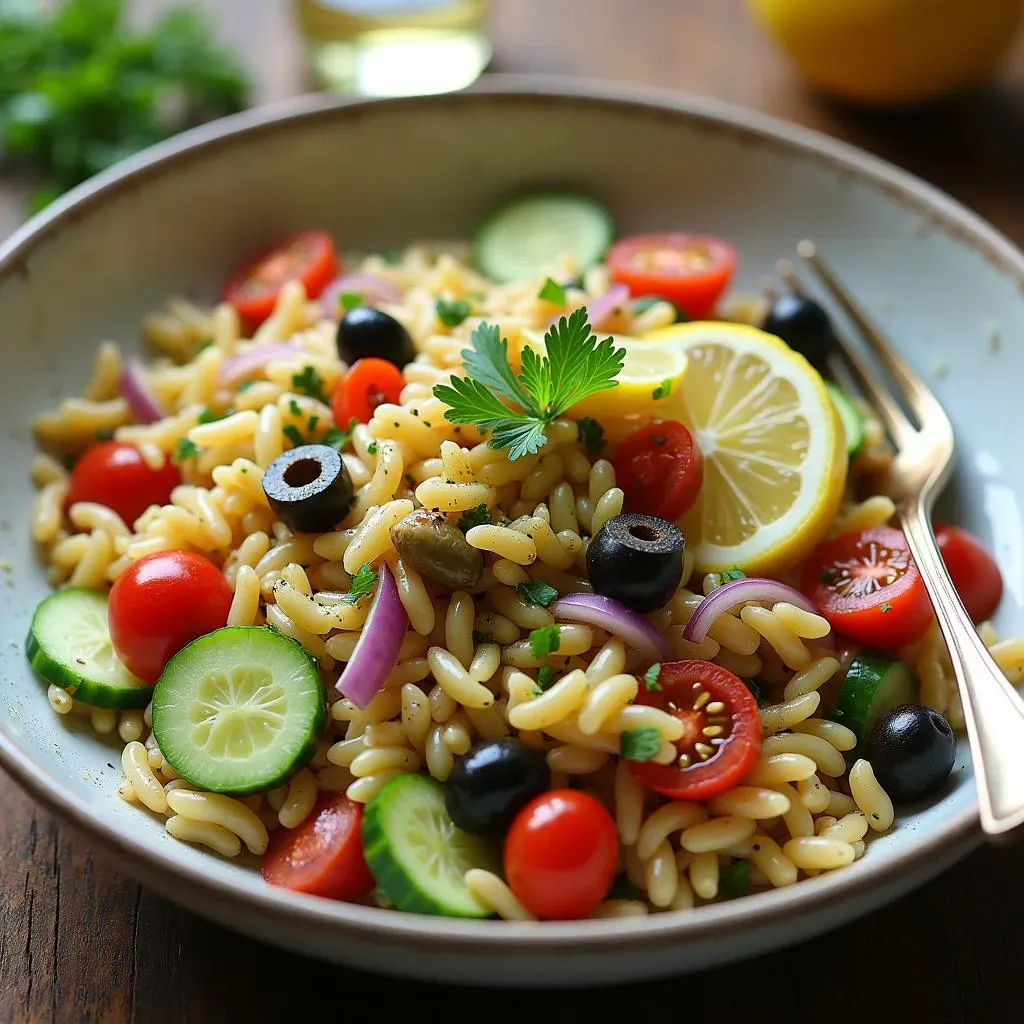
[761,293,838,367]
[336,306,415,368]
[865,704,957,804]
[586,513,685,613]
[262,444,354,534]
[444,738,550,834]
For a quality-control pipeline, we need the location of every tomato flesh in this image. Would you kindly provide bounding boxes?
[224,230,339,328]
[66,441,181,528]
[608,233,737,319]
[613,420,704,522]
[802,527,933,651]
[261,793,375,902]
[935,524,1004,624]
[332,357,405,425]
[108,550,233,683]
[503,789,618,920]
[628,660,761,801]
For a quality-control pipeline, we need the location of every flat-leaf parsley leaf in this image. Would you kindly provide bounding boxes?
[339,291,363,311]
[436,298,471,328]
[620,727,661,762]
[536,666,557,691]
[644,663,662,691]
[516,580,558,608]
[576,417,607,454]
[457,503,490,532]
[652,378,672,400]
[433,309,625,461]
[343,564,377,604]
[173,438,201,462]
[291,365,328,404]
[538,277,566,305]
[528,624,561,659]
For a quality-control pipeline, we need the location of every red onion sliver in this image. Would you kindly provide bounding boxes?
[336,565,408,709]
[552,593,670,663]
[682,578,833,648]
[121,358,166,424]
[545,283,631,331]
[218,341,301,387]
[321,274,403,317]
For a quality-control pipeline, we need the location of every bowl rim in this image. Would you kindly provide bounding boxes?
[0,73,1007,953]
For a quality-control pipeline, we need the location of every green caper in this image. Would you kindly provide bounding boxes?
[390,509,483,590]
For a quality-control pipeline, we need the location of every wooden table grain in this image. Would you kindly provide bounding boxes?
[3,1,1024,1020]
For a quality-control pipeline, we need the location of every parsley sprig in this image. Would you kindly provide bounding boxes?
[433,309,625,461]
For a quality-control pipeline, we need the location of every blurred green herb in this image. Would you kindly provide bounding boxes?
[0,0,249,211]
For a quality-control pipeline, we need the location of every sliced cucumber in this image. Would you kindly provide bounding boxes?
[474,192,614,283]
[829,653,918,743]
[26,589,151,709]
[825,381,865,457]
[152,626,325,795]
[362,773,500,918]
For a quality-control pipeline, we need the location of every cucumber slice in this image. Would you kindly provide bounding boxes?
[362,774,499,918]
[474,192,614,284]
[825,381,865,457]
[152,626,325,795]
[830,653,918,743]
[26,589,151,709]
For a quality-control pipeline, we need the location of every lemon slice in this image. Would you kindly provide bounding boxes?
[644,321,847,575]
[519,330,688,423]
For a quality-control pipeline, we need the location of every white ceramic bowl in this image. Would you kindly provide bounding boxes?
[1,76,1020,987]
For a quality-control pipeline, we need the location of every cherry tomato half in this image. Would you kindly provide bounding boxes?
[332,358,404,425]
[628,660,762,802]
[223,230,339,328]
[802,527,933,651]
[66,441,181,528]
[503,789,618,920]
[935,524,1004,624]
[608,233,737,319]
[613,420,704,521]
[261,793,375,902]
[108,551,233,683]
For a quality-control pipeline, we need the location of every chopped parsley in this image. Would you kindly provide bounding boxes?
[339,291,364,312]
[644,663,662,691]
[94,427,114,441]
[457,503,491,532]
[537,277,566,305]
[536,666,557,691]
[197,407,229,425]
[307,415,319,434]
[343,564,378,604]
[472,630,493,644]
[720,860,750,898]
[236,379,258,392]
[620,727,661,762]
[367,441,379,456]
[290,365,328,404]
[173,438,201,462]
[197,337,214,352]
[433,309,625,461]
[282,424,306,449]
[322,418,358,452]
[435,298,472,328]
[528,624,561,659]
[288,398,302,416]
[719,568,746,584]
[880,602,893,613]
[576,417,607,455]
[516,579,558,608]
[652,378,672,401]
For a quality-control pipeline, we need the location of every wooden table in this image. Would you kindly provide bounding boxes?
[3,1,1023,1020]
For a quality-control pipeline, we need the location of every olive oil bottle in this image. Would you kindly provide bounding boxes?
[294,0,491,96]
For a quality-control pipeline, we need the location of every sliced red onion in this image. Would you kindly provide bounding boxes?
[682,578,834,648]
[336,564,407,709]
[218,341,301,387]
[321,274,403,317]
[546,283,630,331]
[121,358,165,424]
[552,593,670,663]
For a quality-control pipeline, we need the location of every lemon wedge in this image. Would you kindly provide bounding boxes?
[519,329,688,425]
[644,321,847,575]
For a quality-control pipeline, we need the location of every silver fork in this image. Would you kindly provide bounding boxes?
[795,240,1024,839]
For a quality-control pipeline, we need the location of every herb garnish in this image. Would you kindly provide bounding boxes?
[290,365,328,404]
[538,278,566,305]
[435,298,471,328]
[516,580,558,608]
[457,503,491,532]
[173,438,201,462]
[343,564,377,604]
[644,663,662,691]
[576,417,607,455]
[620,727,661,762]
[528,624,561,659]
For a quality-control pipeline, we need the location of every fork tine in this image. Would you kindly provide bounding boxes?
[797,240,943,424]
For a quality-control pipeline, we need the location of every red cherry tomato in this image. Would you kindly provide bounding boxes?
[935,524,1004,624]
[261,793,375,902]
[108,551,232,683]
[331,358,404,425]
[503,789,618,920]
[608,233,737,319]
[613,420,704,521]
[223,230,339,328]
[66,441,181,528]
[628,660,762,802]
[802,527,933,651]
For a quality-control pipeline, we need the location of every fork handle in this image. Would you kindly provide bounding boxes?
[902,500,1024,839]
